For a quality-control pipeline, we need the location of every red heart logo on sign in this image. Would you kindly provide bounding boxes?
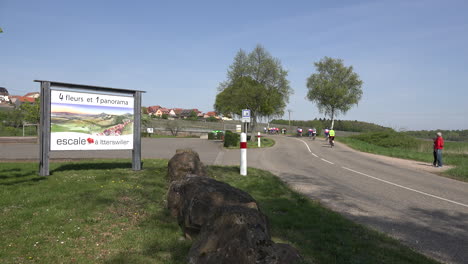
[87,138,94,144]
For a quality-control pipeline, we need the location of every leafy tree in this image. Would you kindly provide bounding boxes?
[19,98,40,124]
[216,44,292,138]
[4,109,24,128]
[141,113,150,128]
[216,76,275,137]
[188,110,198,121]
[306,57,363,129]
[166,120,181,136]
[206,116,218,122]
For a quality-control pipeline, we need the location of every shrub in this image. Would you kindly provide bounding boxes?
[224,130,240,147]
[206,116,218,122]
[208,132,215,140]
[208,131,224,140]
[217,131,224,140]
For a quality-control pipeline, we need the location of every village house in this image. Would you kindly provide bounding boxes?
[155,107,176,118]
[0,87,9,102]
[9,96,36,108]
[144,104,223,121]
[179,109,200,119]
[147,105,161,116]
[172,108,184,117]
[24,92,40,98]
[203,111,219,119]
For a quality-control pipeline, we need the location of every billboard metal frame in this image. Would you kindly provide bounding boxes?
[35,80,145,176]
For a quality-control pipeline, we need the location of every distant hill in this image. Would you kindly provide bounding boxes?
[271,119,393,133]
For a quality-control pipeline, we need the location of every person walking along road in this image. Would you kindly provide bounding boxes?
[433,132,444,167]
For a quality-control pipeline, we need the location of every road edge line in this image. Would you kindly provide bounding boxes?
[342,166,468,209]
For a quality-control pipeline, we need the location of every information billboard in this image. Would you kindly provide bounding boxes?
[50,90,134,150]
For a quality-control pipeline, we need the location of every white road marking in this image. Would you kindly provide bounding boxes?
[294,138,318,157]
[291,136,468,209]
[342,167,468,209]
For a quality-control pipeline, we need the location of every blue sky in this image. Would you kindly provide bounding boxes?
[1,0,467,130]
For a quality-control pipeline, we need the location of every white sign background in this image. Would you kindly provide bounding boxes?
[241,109,251,123]
[50,90,134,150]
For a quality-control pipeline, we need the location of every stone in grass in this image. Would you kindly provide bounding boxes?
[167,176,259,239]
[167,149,207,182]
[187,206,302,264]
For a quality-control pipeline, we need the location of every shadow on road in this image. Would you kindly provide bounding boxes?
[349,206,468,264]
[276,172,468,264]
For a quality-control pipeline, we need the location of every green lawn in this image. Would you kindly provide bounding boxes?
[226,137,275,149]
[248,137,275,148]
[0,160,439,264]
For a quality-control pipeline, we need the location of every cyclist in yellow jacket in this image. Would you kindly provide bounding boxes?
[329,129,335,147]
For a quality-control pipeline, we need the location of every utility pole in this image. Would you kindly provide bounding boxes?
[287,109,293,127]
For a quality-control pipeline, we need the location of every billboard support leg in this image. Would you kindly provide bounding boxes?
[39,81,51,176]
[132,91,142,170]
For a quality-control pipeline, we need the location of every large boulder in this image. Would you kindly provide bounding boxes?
[166,151,302,263]
[167,149,207,182]
[188,206,302,264]
[167,176,259,238]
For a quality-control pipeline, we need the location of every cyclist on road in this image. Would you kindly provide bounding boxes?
[329,129,335,147]
[324,128,330,141]
[308,128,317,140]
[297,127,303,137]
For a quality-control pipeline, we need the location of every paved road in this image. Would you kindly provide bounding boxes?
[0,138,223,163]
[1,136,467,263]
[213,136,468,264]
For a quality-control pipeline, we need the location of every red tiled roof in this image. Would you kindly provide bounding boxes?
[147,105,161,113]
[24,92,40,97]
[18,97,36,103]
[173,108,184,115]
[159,108,170,114]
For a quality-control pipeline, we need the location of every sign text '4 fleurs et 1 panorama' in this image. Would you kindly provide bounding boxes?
[50,90,134,150]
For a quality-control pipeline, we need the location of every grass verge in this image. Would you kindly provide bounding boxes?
[337,132,468,182]
[226,137,275,149]
[1,160,439,264]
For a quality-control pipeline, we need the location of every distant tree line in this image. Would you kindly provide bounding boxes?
[403,130,468,142]
[271,118,393,133]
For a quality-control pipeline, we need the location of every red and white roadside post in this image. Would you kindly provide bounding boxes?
[257,132,261,147]
[240,132,247,176]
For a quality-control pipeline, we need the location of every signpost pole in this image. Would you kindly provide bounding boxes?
[241,109,251,138]
[240,132,247,176]
[257,132,261,147]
